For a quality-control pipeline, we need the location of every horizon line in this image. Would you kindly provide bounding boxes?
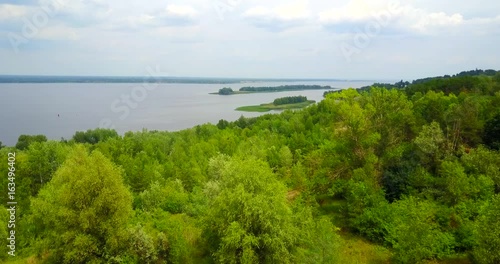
[0,75,383,83]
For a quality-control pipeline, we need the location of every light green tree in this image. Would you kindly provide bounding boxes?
[203,156,299,263]
[473,194,500,264]
[24,141,71,195]
[461,146,500,192]
[414,121,447,171]
[362,88,415,157]
[386,196,455,264]
[31,145,133,263]
[293,215,341,264]
[137,179,189,214]
[439,161,470,205]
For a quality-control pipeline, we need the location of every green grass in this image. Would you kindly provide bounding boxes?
[236,100,315,112]
[317,196,472,264]
[338,233,392,264]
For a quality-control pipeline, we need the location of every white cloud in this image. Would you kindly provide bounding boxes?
[122,4,199,29]
[244,1,310,20]
[244,7,271,18]
[1,0,499,79]
[37,25,79,40]
[243,0,311,31]
[37,0,112,28]
[318,0,392,24]
[0,4,29,20]
[125,14,156,28]
[165,5,197,18]
[318,0,466,35]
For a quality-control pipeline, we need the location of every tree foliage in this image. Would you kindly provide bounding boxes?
[473,195,500,264]
[218,87,234,95]
[31,145,133,263]
[72,128,119,144]
[273,96,308,105]
[203,156,300,263]
[483,113,500,150]
[5,70,500,263]
[15,134,47,150]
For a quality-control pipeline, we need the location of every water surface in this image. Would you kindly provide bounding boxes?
[0,81,372,146]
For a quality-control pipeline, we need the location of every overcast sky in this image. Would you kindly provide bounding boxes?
[0,0,499,80]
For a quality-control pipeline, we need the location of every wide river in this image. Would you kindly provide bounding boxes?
[0,81,373,146]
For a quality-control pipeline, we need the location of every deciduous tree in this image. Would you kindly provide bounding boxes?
[31,145,133,263]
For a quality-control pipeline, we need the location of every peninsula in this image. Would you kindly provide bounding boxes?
[236,96,315,112]
[212,85,335,95]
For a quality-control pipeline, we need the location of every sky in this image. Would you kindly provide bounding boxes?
[0,0,499,80]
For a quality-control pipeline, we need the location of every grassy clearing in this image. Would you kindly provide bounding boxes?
[338,233,392,264]
[236,100,315,112]
[317,196,472,264]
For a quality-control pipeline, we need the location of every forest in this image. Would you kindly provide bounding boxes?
[216,85,333,95]
[1,70,500,264]
[239,85,332,92]
[273,96,308,105]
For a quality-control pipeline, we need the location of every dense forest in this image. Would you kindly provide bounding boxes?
[239,85,332,92]
[1,70,500,263]
[217,85,333,95]
[273,96,308,105]
[325,69,500,97]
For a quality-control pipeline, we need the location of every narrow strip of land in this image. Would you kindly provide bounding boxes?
[236,96,315,112]
[212,85,336,95]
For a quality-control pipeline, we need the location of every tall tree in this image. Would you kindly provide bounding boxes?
[15,134,47,150]
[483,113,500,150]
[473,194,500,264]
[203,156,300,263]
[31,145,133,263]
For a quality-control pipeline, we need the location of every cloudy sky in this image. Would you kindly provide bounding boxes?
[0,0,499,80]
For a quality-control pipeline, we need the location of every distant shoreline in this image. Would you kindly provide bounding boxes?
[212,85,339,95]
[0,75,372,84]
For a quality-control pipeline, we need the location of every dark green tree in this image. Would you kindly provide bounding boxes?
[72,128,119,144]
[218,87,234,95]
[15,134,47,150]
[483,113,500,150]
[473,195,500,264]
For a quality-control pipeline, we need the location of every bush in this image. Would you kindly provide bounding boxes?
[386,196,456,264]
[473,195,500,264]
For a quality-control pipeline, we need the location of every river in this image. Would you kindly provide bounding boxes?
[0,80,373,146]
